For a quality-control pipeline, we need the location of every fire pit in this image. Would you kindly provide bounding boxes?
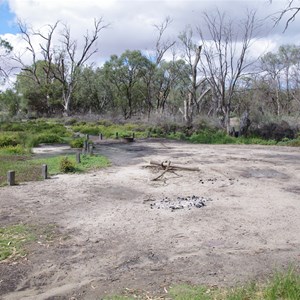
[150,195,212,211]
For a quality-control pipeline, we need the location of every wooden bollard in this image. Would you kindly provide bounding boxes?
[42,164,48,179]
[76,152,81,163]
[83,140,88,154]
[7,170,15,186]
[88,143,93,155]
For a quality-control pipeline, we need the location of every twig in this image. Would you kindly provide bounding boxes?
[152,160,171,181]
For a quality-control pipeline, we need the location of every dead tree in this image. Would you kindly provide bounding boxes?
[178,29,210,127]
[14,19,108,115]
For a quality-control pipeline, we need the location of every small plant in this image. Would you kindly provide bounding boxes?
[0,145,28,155]
[59,156,76,173]
[69,137,85,148]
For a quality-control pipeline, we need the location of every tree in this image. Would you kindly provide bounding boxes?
[142,17,176,118]
[271,0,300,30]
[260,44,300,115]
[178,28,210,126]
[0,89,20,116]
[14,19,107,115]
[198,10,257,133]
[16,60,62,115]
[73,66,112,114]
[103,50,151,119]
[0,37,13,82]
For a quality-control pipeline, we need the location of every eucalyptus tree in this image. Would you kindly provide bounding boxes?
[14,19,107,115]
[198,10,258,133]
[16,60,62,115]
[103,50,152,119]
[260,44,300,115]
[0,37,13,82]
[73,66,112,114]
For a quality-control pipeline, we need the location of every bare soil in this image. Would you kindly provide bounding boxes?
[0,139,299,300]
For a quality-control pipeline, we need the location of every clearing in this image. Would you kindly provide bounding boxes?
[0,139,299,299]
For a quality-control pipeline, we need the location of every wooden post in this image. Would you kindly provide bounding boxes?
[76,152,81,163]
[42,164,48,179]
[88,143,93,155]
[116,132,119,139]
[99,133,103,140]
[83,140,88,154]
[7,170,15,186]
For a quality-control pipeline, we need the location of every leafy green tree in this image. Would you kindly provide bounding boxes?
[73,66,113,114]
[0,89,20,117]
[103,50,151,119]
[260,44,300,115]
[0,37,13,82]
[16,60,62,116]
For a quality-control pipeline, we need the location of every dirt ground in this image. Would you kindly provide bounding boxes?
[0,139,299,300]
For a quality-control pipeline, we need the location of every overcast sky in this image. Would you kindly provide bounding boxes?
[1,0,300,68]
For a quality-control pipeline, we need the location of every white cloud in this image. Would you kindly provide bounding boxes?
[2,0,300,72]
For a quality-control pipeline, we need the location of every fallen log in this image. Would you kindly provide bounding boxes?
[149,160,200,172]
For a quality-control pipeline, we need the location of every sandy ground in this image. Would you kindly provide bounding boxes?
[0,139,299,299]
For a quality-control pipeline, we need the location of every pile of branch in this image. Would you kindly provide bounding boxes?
[146,160,200,181]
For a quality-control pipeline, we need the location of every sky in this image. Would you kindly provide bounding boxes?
[0,0,300,77]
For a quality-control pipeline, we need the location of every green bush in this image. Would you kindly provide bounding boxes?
[0,133,22,147]
[189,130,236,144]
[0,122,25,132]
[59,157,75,173]
[69,137,85,148]
[0,145,28,155]
[26,133,63,148]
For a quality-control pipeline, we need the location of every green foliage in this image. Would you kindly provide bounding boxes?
[69,137,85,148]
[104,269,300,299]
[264,268,300,300]
[0,145,28,155]
[26,133,63,148]
[59,156,76,173]
[0,122,24,131]
[0,133,22,147]
[277,138,300,147]
[71,122,149,138]
[189,130,237,144]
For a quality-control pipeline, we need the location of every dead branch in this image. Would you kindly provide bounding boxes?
[152,160,171,181]
[149,160,200,171]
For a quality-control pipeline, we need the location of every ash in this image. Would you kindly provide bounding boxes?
[150,195,212,211]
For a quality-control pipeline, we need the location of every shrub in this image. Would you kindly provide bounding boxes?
[0,122,25,132]
[69,137,85,148]
[59,157,75,173]
[251,121,296,141]
[0,145,28,155]
[0,133,21,147]
[26,133,63,148]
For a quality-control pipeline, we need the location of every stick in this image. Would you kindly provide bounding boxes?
[152,160,171,181]
[149,160,200,171]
